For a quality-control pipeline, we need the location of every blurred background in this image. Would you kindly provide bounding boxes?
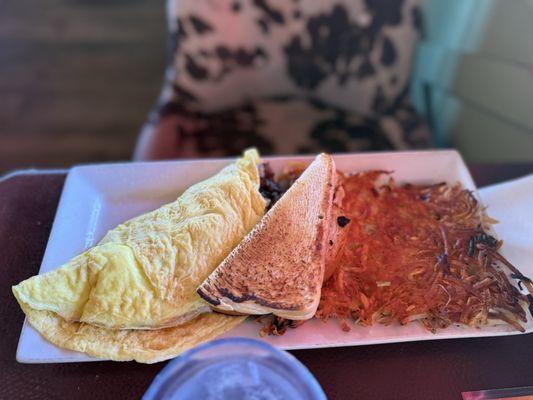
[0,0,166,172]
[411,0,533,162]
[1,0,532,174]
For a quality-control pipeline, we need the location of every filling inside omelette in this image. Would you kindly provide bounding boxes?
[13,149,266,330]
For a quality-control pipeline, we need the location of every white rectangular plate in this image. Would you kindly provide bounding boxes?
[16,150,533,363]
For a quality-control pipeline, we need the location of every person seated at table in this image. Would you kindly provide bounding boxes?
[134,0,431,160]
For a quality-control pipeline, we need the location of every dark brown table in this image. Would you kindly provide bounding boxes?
[2,164,532,400]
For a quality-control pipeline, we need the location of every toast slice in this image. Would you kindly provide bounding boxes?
[197,154,336,320]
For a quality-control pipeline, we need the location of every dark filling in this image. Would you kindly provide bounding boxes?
[259,316,305,336]
[258,162,303,210]
[258,163,284,210]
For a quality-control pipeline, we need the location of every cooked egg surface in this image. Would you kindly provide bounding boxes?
[13,149,266,330]
[21,303,247,363]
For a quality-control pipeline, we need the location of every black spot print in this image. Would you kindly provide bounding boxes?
[205,46,269,81]
[380,36,396,66]
[215,45,231,60]
[411,5,425,38]
[168,17,188,55]
[235,48,267,66]
[257,18,269,34]
[372,86,387,113]
[308,97,329,110]
[172,83,198,103]
[172,102,276,156]
[285,5,369,89]
[185,54,209,80]
[158,0,431,158]
[253,0,285,24]
[309,111,394,152]
[189,15,213,35]
[215,46,268,67]
[175,18,188,40]
[232,1,241,13]
[338,72,350,85]
[357,59,375,79]
[364,0,405,28]
[290,0,400,87]
[284,37,327,89]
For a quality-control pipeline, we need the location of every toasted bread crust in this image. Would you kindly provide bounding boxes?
[323,173,348,281]
[197,154,335,320]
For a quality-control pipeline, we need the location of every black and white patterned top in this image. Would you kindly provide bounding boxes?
[139,0,430,159]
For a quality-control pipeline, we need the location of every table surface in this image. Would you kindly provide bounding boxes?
[1,164,532,400]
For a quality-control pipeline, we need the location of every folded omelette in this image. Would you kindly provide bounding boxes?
[13,150,266,338]
[20,304,247,363]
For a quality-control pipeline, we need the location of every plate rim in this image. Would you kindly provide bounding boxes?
[16,149,530,363]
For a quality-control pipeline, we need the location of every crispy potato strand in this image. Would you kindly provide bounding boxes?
[317,172,530,333]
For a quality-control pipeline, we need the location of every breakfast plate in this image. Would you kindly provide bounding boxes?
[16,150,533,363]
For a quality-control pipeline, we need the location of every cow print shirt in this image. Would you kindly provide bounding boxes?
[141,0,430,159]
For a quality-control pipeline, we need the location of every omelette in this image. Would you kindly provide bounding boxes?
[13,150,266,335]
[20,304,247,363]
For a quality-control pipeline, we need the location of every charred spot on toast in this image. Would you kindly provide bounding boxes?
[215,286,301,311]
[196,287,221,306]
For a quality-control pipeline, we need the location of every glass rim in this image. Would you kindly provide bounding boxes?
[143,337,326,400]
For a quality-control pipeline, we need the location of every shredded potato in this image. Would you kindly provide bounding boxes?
[317,172,531,333]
